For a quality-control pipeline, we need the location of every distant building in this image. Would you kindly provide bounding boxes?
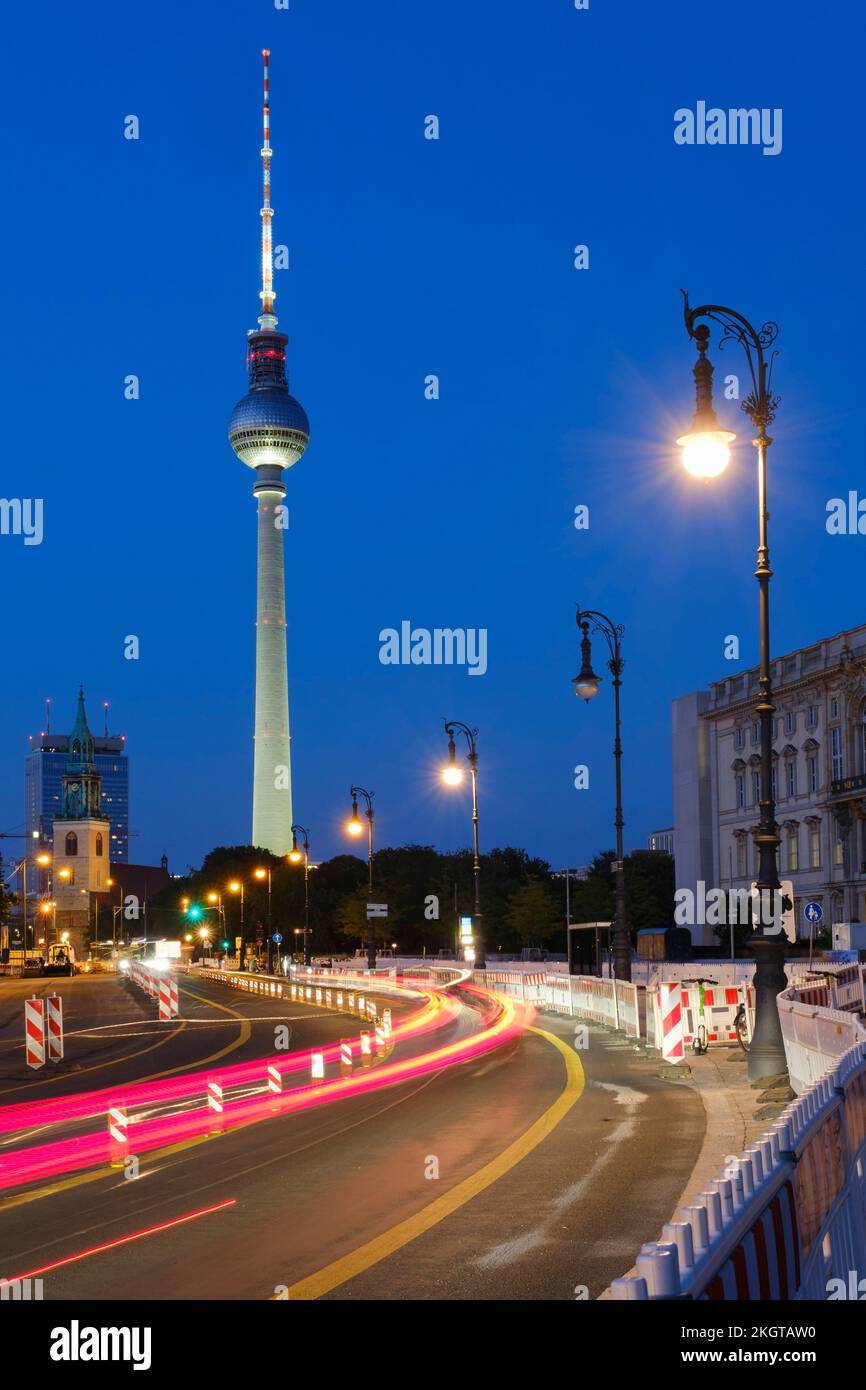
[673,624,866,946]
[647,828,675,855]
[26,700,129,863]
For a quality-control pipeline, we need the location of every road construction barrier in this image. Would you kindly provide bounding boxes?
[24,996,45,1070]
[612,1037,866,1301]
[311,1051,324,1080]
[207,1080,224,1132]
[360,1030,372,1067]
[340,1039,353,1076]
[337,991,344,1009]
[778,981,866,1095]
[348,992,355,1010]
[325,989,332,1008]
[658,982,684,1064]
[383,1007,392,1038]
[46,995,63,1063]
[159,977,172,1021]
[375,1023,385,1054]
[267,1064,282,1096]
[108,1104,128,1166]
[169,976,179,1018]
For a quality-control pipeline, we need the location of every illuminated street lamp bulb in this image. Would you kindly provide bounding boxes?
[573,621,602,702]
[228,882,240,894]
[36,853,51,866]
[442,764,463,786]
[254,867,267,879]
[346,818,363,837]
[207,893,218,903]
[198,927,210,939]
[289,845,302,863]
[677,428,735,479]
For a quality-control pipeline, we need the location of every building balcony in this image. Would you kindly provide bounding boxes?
[830,772,866,797]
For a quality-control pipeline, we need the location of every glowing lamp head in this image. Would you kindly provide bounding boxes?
[442,730,464,785]
[228,882,240,894]
[255,867,267,879]
[677,428,735,479]
[346,817,363,837]
[289,835,303,863]
[573,620,602,702]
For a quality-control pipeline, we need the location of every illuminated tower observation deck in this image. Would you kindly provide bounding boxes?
[228,50,310,855]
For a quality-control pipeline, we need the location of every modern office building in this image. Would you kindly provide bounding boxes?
[647,828,675,855]
[673,623,866,946]
[25,699,129,863]
[228,50,309,855]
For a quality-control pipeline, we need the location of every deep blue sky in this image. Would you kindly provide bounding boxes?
[0,1,861,874]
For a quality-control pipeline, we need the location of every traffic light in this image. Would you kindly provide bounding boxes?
[188,905,202,920]
[222,940,230,950]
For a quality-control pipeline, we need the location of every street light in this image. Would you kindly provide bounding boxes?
[573,608,630,982]
[254,867,274,972]
[347,787,375,968]
[679,290,786,1084]
[227,881,245,964]
[441,722,484,968]
[289,826,311,967]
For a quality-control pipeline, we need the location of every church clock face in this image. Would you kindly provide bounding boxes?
[69,782,80,792]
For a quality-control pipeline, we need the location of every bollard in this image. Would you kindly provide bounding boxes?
[207,1080,224,1133]
[267,1064,282,1110]
[311,1052,324,1080]
[24,996,46,1071]
[359,1029,372,1068]
[108,1104,128,1167]
[375,1023,385,1054]
[340,1039,353,1077]
[383,1007,392,1038]
[46,995,63,1063]
[169,976,179,1018]
[159,977,172,1022]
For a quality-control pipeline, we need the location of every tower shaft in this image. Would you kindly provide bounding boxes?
[252,478,292,853]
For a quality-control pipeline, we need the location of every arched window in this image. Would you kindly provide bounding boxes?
[95,832,103,856]
[65,831,78,856]
[71,740,81,758]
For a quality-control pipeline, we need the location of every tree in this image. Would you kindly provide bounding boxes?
[502,877,561,946]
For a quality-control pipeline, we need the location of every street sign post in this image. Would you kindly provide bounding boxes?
[272,932,282,945]
[366,903,388,919]
[804,900,823,968]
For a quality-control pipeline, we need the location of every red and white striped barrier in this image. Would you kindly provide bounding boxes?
[207,1080,223,1132]
[158,977,172,1021]
[169,976,179,1018]
[267,1065,282,1097]
[360,1029,372,1067]
[340,1039,353,1076]
[46,995,63,1063]
[24,996,45,1070]
[108,1104,128,1166]
[311,1052,324,1080]
[659,982,684,1064]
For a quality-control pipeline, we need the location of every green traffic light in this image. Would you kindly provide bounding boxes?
[188,905,202,920]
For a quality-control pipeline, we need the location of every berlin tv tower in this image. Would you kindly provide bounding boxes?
[229,50,309,855]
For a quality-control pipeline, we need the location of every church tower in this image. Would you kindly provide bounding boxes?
[52,689,111,957]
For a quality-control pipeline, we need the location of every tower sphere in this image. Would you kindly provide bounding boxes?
[228,385,310,470]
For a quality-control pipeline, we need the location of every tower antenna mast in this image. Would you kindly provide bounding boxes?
[260,48,275,328]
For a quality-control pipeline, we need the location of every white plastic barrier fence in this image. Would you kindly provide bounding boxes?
[779,984,866,1095]
[611,1038,866,1301]
[475,969,641,1039]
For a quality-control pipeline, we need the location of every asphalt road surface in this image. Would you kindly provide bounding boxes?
[0,971,704,1300]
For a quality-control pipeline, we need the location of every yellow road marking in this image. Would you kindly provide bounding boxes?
[285,1024,584,1300]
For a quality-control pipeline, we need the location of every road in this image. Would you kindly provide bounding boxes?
[0,970,704,1300]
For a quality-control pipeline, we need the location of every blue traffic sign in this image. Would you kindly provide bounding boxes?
[804,901,823,925]
[272,933,283,944]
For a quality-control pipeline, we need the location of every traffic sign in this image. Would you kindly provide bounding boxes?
[367,903,388,918]
[804,901,824,925]
[272,932,283,944]
[750,880,796,942]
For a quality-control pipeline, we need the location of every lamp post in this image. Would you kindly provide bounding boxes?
[678,291,787,1083]
[228,881,245,963]
[289,827,311,967]
[573,608,631,982]
[346,787,375,968]
[441,722,484,968]
[254,867,274,971]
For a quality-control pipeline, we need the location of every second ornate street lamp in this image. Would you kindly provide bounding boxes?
[288,826,311,967]
[346,787,376,969]
[441,721,484,968]
[678,290,787,1084]
[573,608,631,982]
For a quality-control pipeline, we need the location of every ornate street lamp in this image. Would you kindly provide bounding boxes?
[289,826,311,966]
[346,787,376,968]
[573,607,630,981]
[441,722,484,968]
[679,291,787,1083]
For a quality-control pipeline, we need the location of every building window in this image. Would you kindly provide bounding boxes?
[786,761,797,799]
[751,722,759,746]
[784,711,794,735]
[95,832,103,856]
[735,773,745,809]
[831,726,843,780]
[65,831,78,856]
[807,705,817,729]
[787,828,799,873]
[736,837,747,879]
[808,756,818,794]
[771,764,778,801]
[752,771,761,805]
[831,697,839,720]
[810,825,821,868]
[834,835,844,867]
[734,727,744,750]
